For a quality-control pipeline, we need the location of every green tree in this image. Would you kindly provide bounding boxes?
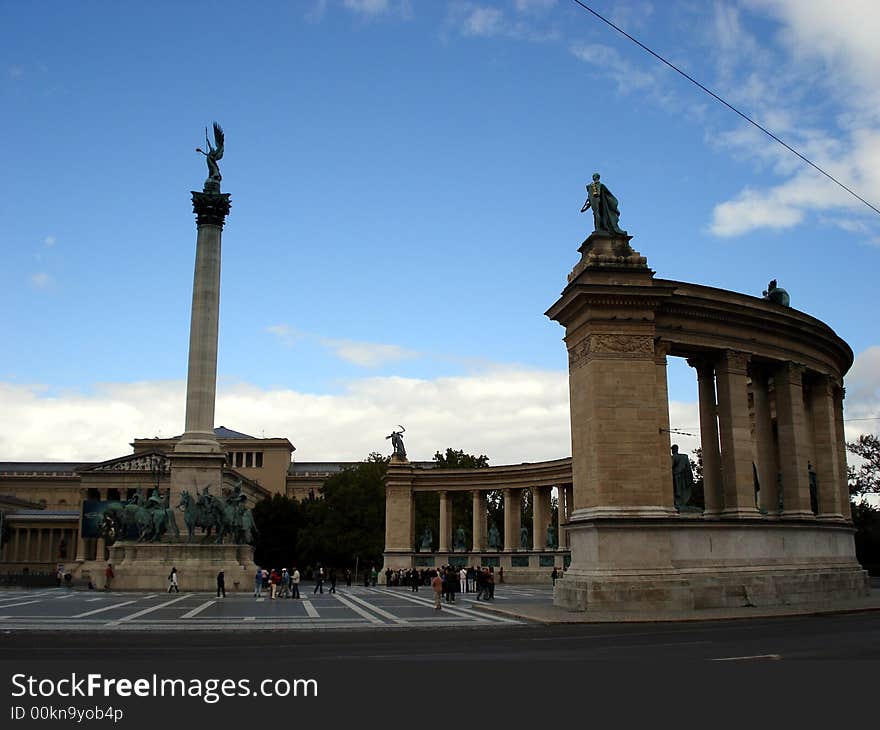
[252,494,302,570]
[296,452,388,573]
[847,434,880,574]
[432,448,489,469]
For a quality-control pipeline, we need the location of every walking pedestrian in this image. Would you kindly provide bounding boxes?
[168,567,179,593]
[254,567,263,598]
[292,567,301,599]
[551,567,558,587]
[104,563,114,591]
[280,568,290,598]
[328,568,337,594]
[345,569,352,587]
[216,570,226,598]
[459,567,466,594]
[314,566,324,594]
[431,571,443,611]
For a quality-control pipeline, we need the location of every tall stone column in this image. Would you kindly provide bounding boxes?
[688,358,723,516]
[75,488,87,561]
[715,350,760,517]
[655,341,674,507]
[810,375,844,520]
[503,488,521,551]
[751,366,778,513]
[438,491,450,553]
[774,362,813,518]
[472,490,486,552]
[561,484,573,547]
[383,460,414,568]
[12,529,20,562]
[24,529,31,563]
[532,486,551,550]
[833,385,851,522]
[170,188,231,522]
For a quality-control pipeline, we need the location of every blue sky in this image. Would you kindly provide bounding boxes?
[1,0,878,463]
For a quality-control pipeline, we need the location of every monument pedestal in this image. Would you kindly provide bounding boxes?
[107,541,257,592]
[555,518,868,612]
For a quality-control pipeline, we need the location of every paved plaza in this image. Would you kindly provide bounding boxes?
[0,584,551,631]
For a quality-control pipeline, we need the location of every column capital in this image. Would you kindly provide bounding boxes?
[775,360,806,385]
[686,356,715,378]
[654,338,672,362]
[718,350,750,374]
[191,191,231,228]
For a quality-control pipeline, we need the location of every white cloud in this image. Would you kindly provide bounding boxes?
[29,272,52,288]
[318,337,418,368]
[266,324,302,347]
[462,6,505,37]
[43,235,56,247]
[344,0,389,13]
[570,42,664,99]
[844,346,880,440]
[0,369,573,465]
[514,0,557,13]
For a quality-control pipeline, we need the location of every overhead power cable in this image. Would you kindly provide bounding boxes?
[569,0,880,218]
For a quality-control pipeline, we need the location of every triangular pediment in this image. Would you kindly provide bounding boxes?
[79,451,171,474]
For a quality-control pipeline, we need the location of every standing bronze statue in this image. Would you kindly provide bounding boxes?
[386,425,407,459]
[581,172,627,236]
[196,122,225,193]
[671,444,695,512]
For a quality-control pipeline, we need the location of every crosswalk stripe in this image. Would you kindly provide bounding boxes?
[0,600,41,609]
[181,600,215,619]
[72,601,137,618]
[331,593,384,624]
[343,592,408,625]
[108,594,190,624]
[301,599,319,618]
[371,588,519,624]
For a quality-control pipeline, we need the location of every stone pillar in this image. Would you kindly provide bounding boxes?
[24,529,31,563]
[833,385,851,522]
[715,350,760,517]
[810,375,844,520]
[438,491,450,553]
[560,484,573,547]
[774,362,813,518]
[751,366,778,513]
[383,460,414,565]
[532,486,551,550]
[75,492,87,561]
[170,189,231,527]
[472,490,486,552]
[655,341,675,506]
[689,358,724,517]
[12,529,21,562]
[503,488,521,551]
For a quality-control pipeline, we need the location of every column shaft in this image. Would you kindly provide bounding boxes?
[775,362,813,517]
[751,368,778,513]
[833,387,851,521]
[690,358,724,516]
[810,376,844,519]
[471,491,486,551]
[439,491,450,553]
[655,342,675,509]
[716,351,760,516]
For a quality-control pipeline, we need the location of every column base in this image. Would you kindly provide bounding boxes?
[720,507,762,518]
[571,506,676,520]
[782,510,816,520]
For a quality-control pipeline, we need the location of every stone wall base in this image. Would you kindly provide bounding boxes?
[555,518,869,612]
[106,541,257,592]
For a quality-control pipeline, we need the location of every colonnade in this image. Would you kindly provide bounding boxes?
[0,525,78,564]
[419,483,574,553]
[685,352,848,521]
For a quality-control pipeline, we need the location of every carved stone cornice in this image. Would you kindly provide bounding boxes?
[717,350,750,375]
[191,191,232,228]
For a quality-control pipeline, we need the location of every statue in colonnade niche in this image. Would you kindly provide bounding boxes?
[546,523,557,549]
[487,523,501,552]
[454,525,467,552]
[520,525,530,549]
[671,444,695,512]
[419,525,433,552]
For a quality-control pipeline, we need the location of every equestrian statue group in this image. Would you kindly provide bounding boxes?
[100,481,257,546]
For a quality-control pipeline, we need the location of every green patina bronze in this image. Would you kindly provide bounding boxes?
[580,172,627,236]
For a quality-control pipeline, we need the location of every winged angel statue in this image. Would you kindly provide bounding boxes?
[196,121,225,192]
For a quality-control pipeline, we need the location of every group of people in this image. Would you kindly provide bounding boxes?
[387,565,500,594]
[254,567,301,599]
[423,565,497,610]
